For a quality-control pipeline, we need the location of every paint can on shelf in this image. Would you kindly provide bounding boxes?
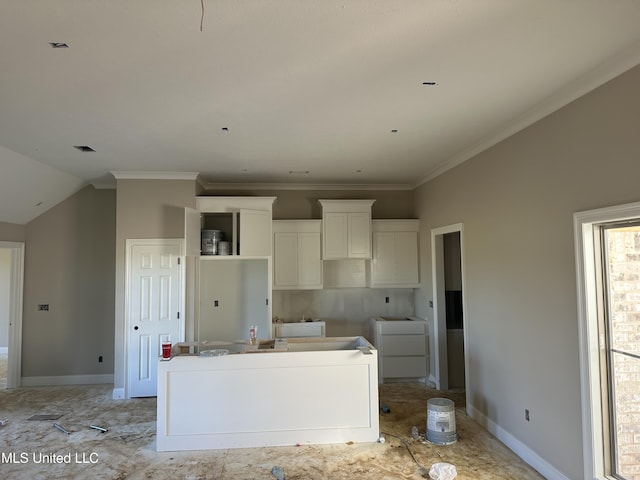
[426,398,457,445]
[201,230,224,255]
[217,241,231,255]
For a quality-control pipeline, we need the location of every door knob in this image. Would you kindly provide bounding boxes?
[134,326,139,330]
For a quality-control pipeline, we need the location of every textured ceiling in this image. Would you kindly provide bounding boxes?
[1,1,640,224]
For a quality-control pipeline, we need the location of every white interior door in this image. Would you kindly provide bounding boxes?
[127,240,183,397]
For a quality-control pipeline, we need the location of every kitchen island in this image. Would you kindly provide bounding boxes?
[156,337,379,452]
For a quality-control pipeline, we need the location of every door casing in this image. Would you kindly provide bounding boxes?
[0,241,24,389]
[431,223,469,409]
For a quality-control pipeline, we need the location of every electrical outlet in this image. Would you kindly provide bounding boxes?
[98,356,103,363]
[525,409,530,422]
[38,304,49,311]
[429,300,433,308]
[385,296,390,304]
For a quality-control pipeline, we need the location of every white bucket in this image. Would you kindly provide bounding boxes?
[426,398,457,445]
[201,230,224,255]
[217,241,231,255]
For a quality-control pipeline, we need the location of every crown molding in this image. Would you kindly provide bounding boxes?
[201,182,414,191]
[110,171,200,181]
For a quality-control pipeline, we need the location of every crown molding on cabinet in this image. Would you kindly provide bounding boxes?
[110,171,200,181]
[201,182,414,191]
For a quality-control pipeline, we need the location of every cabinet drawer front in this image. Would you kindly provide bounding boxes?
[381,334,426,356]
[275,323,325,338]
[378,321,426,335]
[382,356,427,378]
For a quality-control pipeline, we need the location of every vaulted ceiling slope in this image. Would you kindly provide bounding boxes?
[2,1,640,224]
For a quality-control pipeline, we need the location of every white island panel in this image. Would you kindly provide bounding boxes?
[157,337,379,451]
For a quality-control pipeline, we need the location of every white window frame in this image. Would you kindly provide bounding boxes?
[574,200,640,480]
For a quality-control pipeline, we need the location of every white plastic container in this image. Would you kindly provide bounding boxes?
[426,398,457,445]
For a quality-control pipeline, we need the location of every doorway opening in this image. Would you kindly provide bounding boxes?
[0,248,9,388]
[0,241,24,389]
[432,224,468,403]
[444,232,465,390]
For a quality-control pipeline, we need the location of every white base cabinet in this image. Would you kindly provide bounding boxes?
[370,317,428,383]
[273,321,326,338]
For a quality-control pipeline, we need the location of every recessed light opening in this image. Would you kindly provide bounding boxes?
[390,129,398,133]
[50,42,69,48]
[73,145,95,152]
[288,170,310,175]
[422,81,437,85]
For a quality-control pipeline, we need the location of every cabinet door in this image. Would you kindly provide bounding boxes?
[323,212,348,259]
[372,232,396,284]
[273,232,299,288]
[348,212,371,258]
[184,207,201,256]
[297,232,322,287]
[239,208,271,256]
[394,231,419,284]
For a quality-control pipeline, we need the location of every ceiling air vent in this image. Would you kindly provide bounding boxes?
[73,145,95,152]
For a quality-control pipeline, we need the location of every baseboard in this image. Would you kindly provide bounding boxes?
[468,404,571,480]
[21,374,114,387]
[112,387,125,400]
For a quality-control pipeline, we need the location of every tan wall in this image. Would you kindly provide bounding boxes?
[0,222,25,242]
[0,249,10,347]
[415,64,640,479]
[22,186,116,378]
[202,188,415,219]
[113,179,197,392]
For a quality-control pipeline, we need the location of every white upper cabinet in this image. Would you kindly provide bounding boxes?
[319,200,375,260]
[185,197,276,257]
[272,220,322,290]
[239,208,271,256]
[369,219,420,288]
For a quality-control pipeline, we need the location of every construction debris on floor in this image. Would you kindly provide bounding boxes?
[0,383,544,479]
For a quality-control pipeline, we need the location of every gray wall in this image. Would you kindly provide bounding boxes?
[113,179,197,392]
[22,186,116,378]
[415,64,640,479]
[0,249,10,348]
[0,222,25,242]
[202,187,416,220]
